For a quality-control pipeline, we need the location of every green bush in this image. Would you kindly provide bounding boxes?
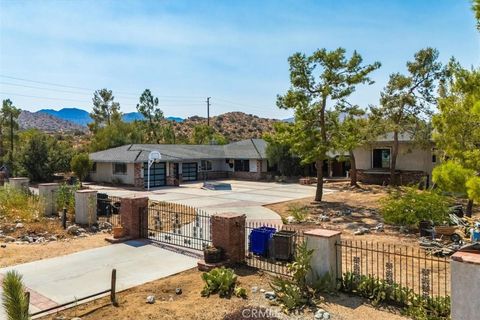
[56,182,79,215]
[0,185,41,222]
[201,267,246,298]
[380,187,450,226]
[341,272,450,320]
[287,204,309,223]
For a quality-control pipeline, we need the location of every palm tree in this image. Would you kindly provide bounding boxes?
[2,271,29,320]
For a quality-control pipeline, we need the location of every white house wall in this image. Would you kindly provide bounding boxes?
[90,162,135,185]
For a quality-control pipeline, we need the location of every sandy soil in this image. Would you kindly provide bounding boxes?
[0,234,109,268]
[40,268,407,320]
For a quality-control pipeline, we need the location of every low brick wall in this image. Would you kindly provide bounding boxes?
[198,171,229,181]
[356,169,427,185]
[229,171,266,180]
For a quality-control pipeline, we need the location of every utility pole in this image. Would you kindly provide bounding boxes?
[206,97,211,126]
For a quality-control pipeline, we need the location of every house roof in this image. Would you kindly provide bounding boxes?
[89,139,268,163]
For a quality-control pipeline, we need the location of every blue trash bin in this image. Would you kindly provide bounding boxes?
[249,227,276,256]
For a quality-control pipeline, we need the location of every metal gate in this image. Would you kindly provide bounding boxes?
[143,200,211,251]
[181,162,198,181]
[144,162,166,188]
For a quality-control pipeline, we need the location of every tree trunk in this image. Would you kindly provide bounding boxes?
[315,159,323,202]
[466,199,474,218]
[349,151,358,187]
[390,131,399,186]
[9,113,13,173]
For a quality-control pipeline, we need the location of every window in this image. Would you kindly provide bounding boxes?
[234,159,250,172]
[372,148,390,169]
[432,148,437,163]
[200,160,212,171]
[91,162,97,173]
[113,163,127,175]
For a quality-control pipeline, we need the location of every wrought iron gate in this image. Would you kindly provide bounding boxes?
[143,200,211,251]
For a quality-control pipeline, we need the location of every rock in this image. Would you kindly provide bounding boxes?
[286,216,296,224]
[354,227,370,236]
[71,318,82,320]
[49,235,58,241]
[264,291,276,300]
[15,223,24,229]
[22,236,34,243]
[331,218,344,224]
[341,209,352,216]
[323,312,330,319]
[77,228,87,234]
[1,244,6,248]
[146,295,155,304]
[314,309,325,319]
[251,286,258,293]
[78,233,88,238]
[98,221,113,230]
[399,226,409,234]
[319,215,330,222]
[374,223,384,232]
[67,225,80,236]
[36,237,46,243]
[260,288,266,293]
[53,315,66,320]
[175,288,182,295]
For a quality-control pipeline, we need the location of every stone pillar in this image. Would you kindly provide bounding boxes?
[304,229,342,285]
[9,177,29,191]
[119,196,149,238]
[451,251,480,319]
[75,190,97,225]
[38,183,60,216]
[211,213,246,264]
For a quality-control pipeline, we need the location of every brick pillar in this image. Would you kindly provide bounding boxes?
[451,251,480,319]
[75,190,97,225]
[211,213,246,264]
[119,196,149,238]
[304,229,342,285]
[38,183,60,216]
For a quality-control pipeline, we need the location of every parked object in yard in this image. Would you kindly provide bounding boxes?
[271,230,296,261]
[249,226,276,256]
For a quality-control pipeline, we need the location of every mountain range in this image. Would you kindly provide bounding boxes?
[38,108,184,126]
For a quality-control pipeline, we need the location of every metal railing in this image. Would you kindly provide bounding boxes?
[245,222,304,277]
[144,200,212,251]
[336,239,450,302]
[97,194,122,227]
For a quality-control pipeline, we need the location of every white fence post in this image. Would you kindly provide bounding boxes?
[75,190,97,225]
[38,183,60,216]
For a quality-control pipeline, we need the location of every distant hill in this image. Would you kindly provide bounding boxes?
[38,108,183,126]
[19,110,88,133]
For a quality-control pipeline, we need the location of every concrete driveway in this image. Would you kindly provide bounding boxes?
[88,180,329,223]
[0,240,197,319]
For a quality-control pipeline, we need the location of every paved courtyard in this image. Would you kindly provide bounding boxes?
[0,240,197,319]
[88,180,330,223]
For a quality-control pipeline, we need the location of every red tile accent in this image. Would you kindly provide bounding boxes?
[451,251,480,265]
[304,229,342,238]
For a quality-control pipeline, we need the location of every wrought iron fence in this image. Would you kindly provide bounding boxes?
[97,194,122,227]
[245,222,304,277]
[144,200,212,251]
[336,239,450,302]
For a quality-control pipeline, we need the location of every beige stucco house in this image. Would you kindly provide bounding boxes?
[352,132,438,185]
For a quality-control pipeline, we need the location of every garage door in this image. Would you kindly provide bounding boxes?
[182,162,198,181]
[144,162,166,188]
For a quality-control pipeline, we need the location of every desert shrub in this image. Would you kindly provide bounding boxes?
[380,187,450,226]
[56,182,79,215]
[340,272,450,319]
[201,267,246,298]
[0,185,41,222]
[2,271,29,320]
[270,241,314,312]
[286,204,308,223]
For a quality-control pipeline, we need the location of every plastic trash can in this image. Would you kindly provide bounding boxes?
[249,227,276,256]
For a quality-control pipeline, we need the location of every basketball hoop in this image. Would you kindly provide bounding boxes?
[147,151,161,190]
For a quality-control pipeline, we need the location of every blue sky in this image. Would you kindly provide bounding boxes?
[0,0,478,119]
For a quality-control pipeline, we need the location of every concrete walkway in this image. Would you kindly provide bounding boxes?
[0,240,197,319]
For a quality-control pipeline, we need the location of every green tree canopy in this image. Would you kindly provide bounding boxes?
[432,62,480,216]
[371,48,443,185]
[71,153,92,182]
[274,48,381,201]
[264,136,302,177]
[89,120,143,152]
[19,132,52,181]
[89,89,122,132]
[191,124,227,145]
[137,89,164,143]
[1,99,21,174]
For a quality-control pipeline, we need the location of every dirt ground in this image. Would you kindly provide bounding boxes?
[0,234,109,268]
[40,267,408,320]
[266,181,479,246]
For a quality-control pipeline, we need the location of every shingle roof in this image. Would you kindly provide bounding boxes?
[89,139,268,163]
